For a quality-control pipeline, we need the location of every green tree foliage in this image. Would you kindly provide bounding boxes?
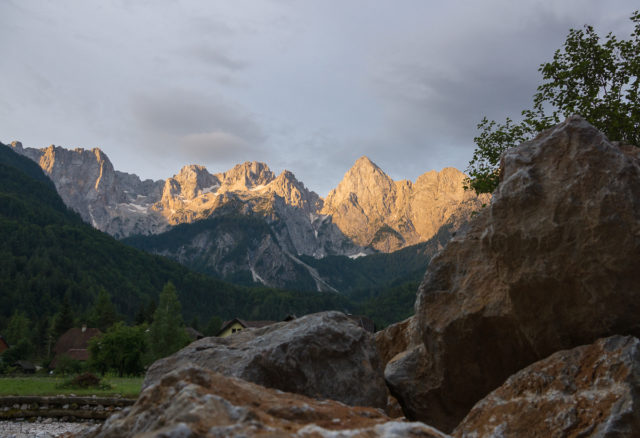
[88,288,119,332]
[148,282,189,360]
[357,281,419,329]
[189,316,200,331]
[0,142,422,358]
[204,316,222,336]
[5,311,31,346]
[89,322,147,376]
[54,354,84,376]
[0,143,351,336]
[2,340,34,366]
[52,292,75,339]
[465,11,640,195]
[2,311,33,364]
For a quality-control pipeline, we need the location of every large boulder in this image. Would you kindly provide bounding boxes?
[387,116,640,431]
[77,365,450,438]
[454,335,640,437]
[145,311,389,410]
[374,316,418,367]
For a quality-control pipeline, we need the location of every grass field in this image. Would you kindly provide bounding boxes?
[0,376,142,398]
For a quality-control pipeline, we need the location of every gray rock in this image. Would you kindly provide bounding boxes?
[77,365,449,438]
[10,142,166,239]
[144,311,389,410]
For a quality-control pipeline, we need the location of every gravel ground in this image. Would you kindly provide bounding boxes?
[0,420,96,438]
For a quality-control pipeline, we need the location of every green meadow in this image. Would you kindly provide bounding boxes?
[0,376,142,398]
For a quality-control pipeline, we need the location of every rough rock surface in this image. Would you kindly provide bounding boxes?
[76,366,449,438]
[144,312,390,410]
[454,336,640,437]
[387,116,640,432]
[321,157,488,252]
[9,141,486,289]
[10,141,167,238]
[9,142,371,289]
[10,142,483,254]
[375,316,419,367]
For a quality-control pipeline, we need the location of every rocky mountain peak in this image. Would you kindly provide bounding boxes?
[415,167,467,196]
[166,164,219,200]
[219,161,275,191]
[9,141,485,257]
[324,156,395,208]
[321,158,487,251]
[344,156,390,184]
[352,155,380,171]
[268,170,320,212]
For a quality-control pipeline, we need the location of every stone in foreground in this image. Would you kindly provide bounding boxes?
[454,336,640,437]
[144,311,389,410]
[387,116,640,431]
[77,366,449,438]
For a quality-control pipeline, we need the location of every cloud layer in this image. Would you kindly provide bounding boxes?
[1,0,637,194]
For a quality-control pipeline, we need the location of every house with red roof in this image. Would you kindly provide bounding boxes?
[50,325,102,369]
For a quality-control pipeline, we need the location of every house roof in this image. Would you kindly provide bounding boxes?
[53,327,102,355]
[13,360,36,371]
[185,327,204,341]
[216,318,277,336]
[0,335,9,350]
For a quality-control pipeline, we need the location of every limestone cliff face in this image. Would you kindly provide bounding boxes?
[9,141,484,287]
[10,143,483,254]
[9,142,362,259]
[322,156,488,252]
[10,141,167,237]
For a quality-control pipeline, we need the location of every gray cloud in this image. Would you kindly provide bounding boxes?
[131,89,263,142]
[181,44,248,71]
[1,0,638,194]
[129,88,265,170]
[179,131,258,162]
[354,2,632,184]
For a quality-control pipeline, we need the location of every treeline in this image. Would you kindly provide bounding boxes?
[0,142,420,371]
[4,281,200,376]
[0,144,353,350]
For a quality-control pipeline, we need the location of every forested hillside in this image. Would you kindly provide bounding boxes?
[123,211,447,294]
[0,143,353,340]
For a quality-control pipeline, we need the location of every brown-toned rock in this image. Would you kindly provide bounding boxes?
[76,365,450,438]
[388,116,640,432]
[321,157,488,252]
[454,335,640,437]
[144,311,390,410]
[375,316,419,367]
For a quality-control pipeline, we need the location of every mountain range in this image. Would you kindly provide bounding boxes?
[0,142,357,329]
[0,141,429,329]
[9,141,487,291]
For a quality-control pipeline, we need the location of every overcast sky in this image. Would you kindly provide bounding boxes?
[1,1,637,196]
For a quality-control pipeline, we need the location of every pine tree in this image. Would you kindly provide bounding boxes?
[53,291,74,338]
[204,316,223,336]
[89,288,118,331]
[5,310,30,345]
[148,282,189,360]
